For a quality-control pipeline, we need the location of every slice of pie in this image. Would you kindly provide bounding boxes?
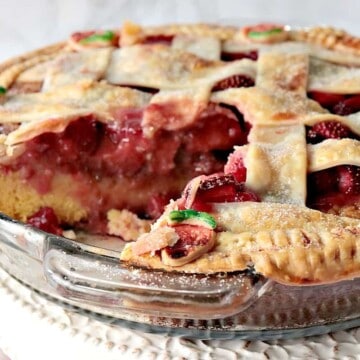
[1,22,360,285]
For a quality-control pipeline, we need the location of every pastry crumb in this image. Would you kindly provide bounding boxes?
[132,226,179,256]
[62,229,77,240]
[107,208,151,241]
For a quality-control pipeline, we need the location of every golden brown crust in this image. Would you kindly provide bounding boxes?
[308,139,360,172]
[42,48,113,90]
[308,58,360,94]
[121,21,239,45]
[1,81,152,146]
[256,52,309,95]
[291,26,360,55]
[212,87,327,125]
[105,45,256,89]
[328,203,360,219]
[121,203,360,285]
[0,42,67,89]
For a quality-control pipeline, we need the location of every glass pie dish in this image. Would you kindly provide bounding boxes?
[1,20,360,341]
[0,212,358,340]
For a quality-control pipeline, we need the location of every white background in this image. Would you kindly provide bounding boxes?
[1,0,360,62]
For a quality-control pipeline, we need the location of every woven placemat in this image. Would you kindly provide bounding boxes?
[0,267,358,360]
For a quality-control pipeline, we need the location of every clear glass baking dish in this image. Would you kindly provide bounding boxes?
[0,211,358,340]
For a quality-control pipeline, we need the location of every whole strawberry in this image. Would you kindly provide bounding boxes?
[307,121,352,144]
[337,165,360,195]
[333,95,360,115]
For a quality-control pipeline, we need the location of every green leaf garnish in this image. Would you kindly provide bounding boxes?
[80,30,115,44]
[248,28,283,38]
[0,86,6,95]
[169,209,217,229]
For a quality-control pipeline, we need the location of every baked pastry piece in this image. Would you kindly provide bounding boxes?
[1,22,360,285]
[119,23,360,285]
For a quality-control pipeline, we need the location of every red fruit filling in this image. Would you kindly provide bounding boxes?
[308,91,360,115]
[307,165,360,215]
[224,149,247,182]
[307,168,338,196]
[197,174,240,202]
[142,34,174,45]
[308,91,346,111]
[183,103,248,153]
[4,103,249,230]
[145,193,174,220]
[221,51,258,61]
[121,85,159,94]
[178,155,255,211]
[182,173,259,212]
[71,31,96,42]
[212,75,255,91]
[333,95,360,116]
[163,224,213,259]
[27,207,63,236]
[306,121,357,144]
[337,165,360,195]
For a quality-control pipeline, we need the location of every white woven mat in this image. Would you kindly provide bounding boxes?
[0,267,358,360]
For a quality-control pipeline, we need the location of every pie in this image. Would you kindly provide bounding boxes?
[1,22,360,285]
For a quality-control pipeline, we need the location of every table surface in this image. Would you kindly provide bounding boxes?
[0,1,360,358]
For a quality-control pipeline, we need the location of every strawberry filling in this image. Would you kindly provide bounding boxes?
[211,75,255,91]
[337,165,360,195]
[27,207,63,236]
[182,103,248,152]
[121,85,159,94]
[308,91,360,115]
[4,103,249,231]
[307,165,360,215]
[306,120,358,144]
[224,149,247,182]
[162,224,214,260]
[306,119,360,215]
[145,193,174,220]
[180,173,259,213]
[142,34,174,45]
[221,51,258,61]
[177,142,253,212]
[71,31,98,42]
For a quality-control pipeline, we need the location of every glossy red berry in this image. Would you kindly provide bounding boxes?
[212,75,255,91]
[221,51,258,61]
[307,121,352,144]
[333,95,360,116]
[337,165,360,195]
[308,91,346,111]
[27,207,63,235]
